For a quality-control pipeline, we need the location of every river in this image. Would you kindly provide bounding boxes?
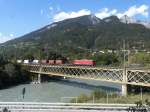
[0,78,121,102]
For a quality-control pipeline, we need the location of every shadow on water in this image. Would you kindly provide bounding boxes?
[49,78,120,92]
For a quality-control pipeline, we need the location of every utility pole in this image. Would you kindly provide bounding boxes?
[123,40,126,69]
[123,14,128,68]
[124,15,128,24]
[124,15,130,67]
[39,49,41,60]
[122,15,128,96]
[122,40,127,96]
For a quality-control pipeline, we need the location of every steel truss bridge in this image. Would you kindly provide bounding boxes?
[23,64,150,95]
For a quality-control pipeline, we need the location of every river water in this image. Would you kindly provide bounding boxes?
[0,78,121,102]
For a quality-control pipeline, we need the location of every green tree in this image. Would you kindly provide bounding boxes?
[91,53,120,66]
[23,53,34,62]
[129,52,150,65]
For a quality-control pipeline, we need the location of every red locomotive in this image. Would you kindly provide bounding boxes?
[72,60,96,66]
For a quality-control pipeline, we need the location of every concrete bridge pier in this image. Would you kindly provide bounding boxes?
[121,69,127,96]
[37,66,42,84]
[121,84,127,96]
[38,74,41,84]
[31,74,41,84]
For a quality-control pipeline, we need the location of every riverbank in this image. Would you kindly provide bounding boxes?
[70,90,150,104]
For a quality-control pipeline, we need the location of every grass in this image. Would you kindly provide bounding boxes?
[70,90,150,104]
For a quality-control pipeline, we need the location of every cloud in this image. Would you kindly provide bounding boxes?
[0,33,15,43]
[49,6,53,11]
[52,4,149,22]
[45,5,59,19]
[10,34,14,37]
[117,5,149,18]
[53,9,91,22]
[126,5,148,17]
[95,8,117,19]
[95,5,149,19]
[40,9,44,15]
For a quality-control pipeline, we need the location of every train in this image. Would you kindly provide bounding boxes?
[17,59,96,66]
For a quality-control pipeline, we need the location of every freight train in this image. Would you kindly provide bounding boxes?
[18,59,96,66]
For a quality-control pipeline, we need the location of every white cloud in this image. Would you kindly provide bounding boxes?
[40,9,44,15]
[95,5,149,19]
[126,5,148,17]
[53,9,91,22]
[117,5,149,18]
[95,8,117,19]
[51,4,149,22]
[52,5,149,22]
[49,6,53,11]
[10,34,14,37]
[0,33,15,43]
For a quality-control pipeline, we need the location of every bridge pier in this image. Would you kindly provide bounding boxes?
[38,74,41,84]
[121,68,127,96]
[37,66,42,84]
[121,84,127,96]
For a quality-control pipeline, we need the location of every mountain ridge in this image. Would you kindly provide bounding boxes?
[1,15,150,59]
[3,15,150,45]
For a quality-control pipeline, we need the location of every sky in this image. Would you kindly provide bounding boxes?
[0,0,150,43]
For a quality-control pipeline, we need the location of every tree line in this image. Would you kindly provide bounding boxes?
[0,55,30,89]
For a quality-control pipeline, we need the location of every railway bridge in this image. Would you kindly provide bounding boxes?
[23,64,150,96]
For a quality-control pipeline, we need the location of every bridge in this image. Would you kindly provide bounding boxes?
[23,64,150,96]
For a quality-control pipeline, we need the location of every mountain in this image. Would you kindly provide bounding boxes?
[4,15,101,45]
[103,16,120,23]
[120,15,136,24]
[120,15,150,29]
[1,15,150,58]
[136,20,150,29]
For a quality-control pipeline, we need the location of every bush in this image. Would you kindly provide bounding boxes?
[70,94,89,103]
[91,89,106,99]
[77,94,89,103]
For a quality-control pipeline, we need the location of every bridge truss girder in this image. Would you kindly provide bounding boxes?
[23,64,150,87]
